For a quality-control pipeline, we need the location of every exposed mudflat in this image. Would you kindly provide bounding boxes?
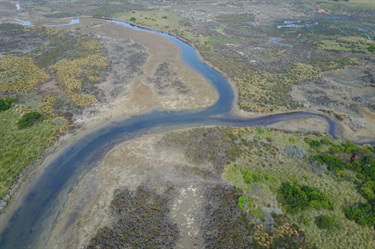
[61,17,218,131]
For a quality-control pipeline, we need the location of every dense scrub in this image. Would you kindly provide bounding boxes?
[86,186,179,248]
[199,184,254,248]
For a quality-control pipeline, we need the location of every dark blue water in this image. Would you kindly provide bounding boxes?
[0,20,360,249]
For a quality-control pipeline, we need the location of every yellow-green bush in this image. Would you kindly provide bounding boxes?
[52,54,108,107]
[0,56,48,92]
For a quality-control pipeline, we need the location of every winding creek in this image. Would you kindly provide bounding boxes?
[0,19,372,248]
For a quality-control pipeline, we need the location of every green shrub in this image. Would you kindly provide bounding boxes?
[342,141,360,154]
[278,182,334,212]
[320,137,332,145]
[129,17,137,22]
[312,154,346,171]
[241,168,272,184]
[0,97,14,111]
[352,156,375,182]
[304,137,322,148]
[17,112,43,129]
[360,181,375,201]
[238,195,249,211]
[344,203,375,227]
[315,215,340,231]
[256,127,265,135]
[368,45,375,53]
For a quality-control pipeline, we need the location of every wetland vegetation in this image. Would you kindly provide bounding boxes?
[0,0,374,248]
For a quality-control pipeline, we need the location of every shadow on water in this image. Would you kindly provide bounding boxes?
[0,19,372,249]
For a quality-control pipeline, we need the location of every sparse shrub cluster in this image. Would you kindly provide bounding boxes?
[234,63,323,112]
[200,184,255,248]
[304,137,322,148]
[305,137,375,227]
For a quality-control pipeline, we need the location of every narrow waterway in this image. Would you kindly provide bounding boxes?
[0,19,355,249]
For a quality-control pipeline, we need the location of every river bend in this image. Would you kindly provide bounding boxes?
[0,19,359,248]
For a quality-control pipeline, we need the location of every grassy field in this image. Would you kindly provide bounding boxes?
[0,107,67,198]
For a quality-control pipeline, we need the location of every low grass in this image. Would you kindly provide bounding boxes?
[0,107,67,198]
[319,36,375,52]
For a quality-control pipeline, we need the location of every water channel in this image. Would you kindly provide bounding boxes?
[0,19,364,248]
